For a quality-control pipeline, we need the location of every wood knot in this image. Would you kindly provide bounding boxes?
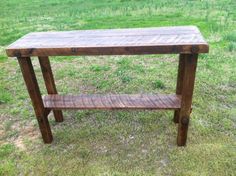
[191,46,199,53]
[71,48,78,53]
[37,116,44,123]
[14,51,21,57]
[181,117,189,126]
[29,48,35,54]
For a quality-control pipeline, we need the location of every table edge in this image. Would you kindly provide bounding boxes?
[6,44,209,57]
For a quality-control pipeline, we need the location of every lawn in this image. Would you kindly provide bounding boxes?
[0,0,236,175]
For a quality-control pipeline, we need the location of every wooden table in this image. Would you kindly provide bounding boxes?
[6,26,209,146]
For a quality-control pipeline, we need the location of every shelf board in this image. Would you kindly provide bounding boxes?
[42,94,181,110]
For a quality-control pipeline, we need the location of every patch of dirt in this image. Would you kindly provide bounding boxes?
[0,124,6,145]
[11,122,40,151]
[0,122,5,134]
[0,114,40,151]
[14,136,26,150]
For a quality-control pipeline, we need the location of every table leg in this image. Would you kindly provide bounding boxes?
[17,57,53,143]
[38,56,63,122]
[173,54,185,123]
[177,54,198,146]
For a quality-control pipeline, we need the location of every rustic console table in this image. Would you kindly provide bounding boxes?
[6,26,209,146]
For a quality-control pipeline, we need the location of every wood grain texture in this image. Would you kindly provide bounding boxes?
[42,94,181,110]
[173,54,185,123]
[38,56,64,122]
[6,26,209,57]
[177,54,198,146]
[17,57,53,143]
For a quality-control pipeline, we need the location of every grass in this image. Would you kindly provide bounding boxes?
[0,0,236,175]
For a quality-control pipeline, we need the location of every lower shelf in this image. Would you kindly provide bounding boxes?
[42,94,181,110]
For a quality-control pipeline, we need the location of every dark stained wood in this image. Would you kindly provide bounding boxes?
[44,109,52,117]
[17,57,53,143]
[38,56,63,122]
[173,54,185,123]
[177,54,198,146]
[9,26,208,146]
[6,26,209,57]
[42,94,182,110]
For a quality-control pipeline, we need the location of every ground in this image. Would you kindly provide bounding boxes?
[0,0,236,175]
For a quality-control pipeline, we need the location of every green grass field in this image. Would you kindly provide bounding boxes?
[0,0,236,175]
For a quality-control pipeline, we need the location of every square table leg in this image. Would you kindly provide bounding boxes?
[173,54,185,123]
[177,54,198,146]
[38,56,64,122]
[17,57,53,143]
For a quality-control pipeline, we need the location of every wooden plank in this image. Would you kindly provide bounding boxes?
[177,54,198,146]
[173,54,185,123]
[42,94,181,110]
[38,56,64,122]
[17,57,53,143]
[6,26,209,57]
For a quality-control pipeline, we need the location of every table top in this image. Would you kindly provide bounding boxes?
[6,26,209,57]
